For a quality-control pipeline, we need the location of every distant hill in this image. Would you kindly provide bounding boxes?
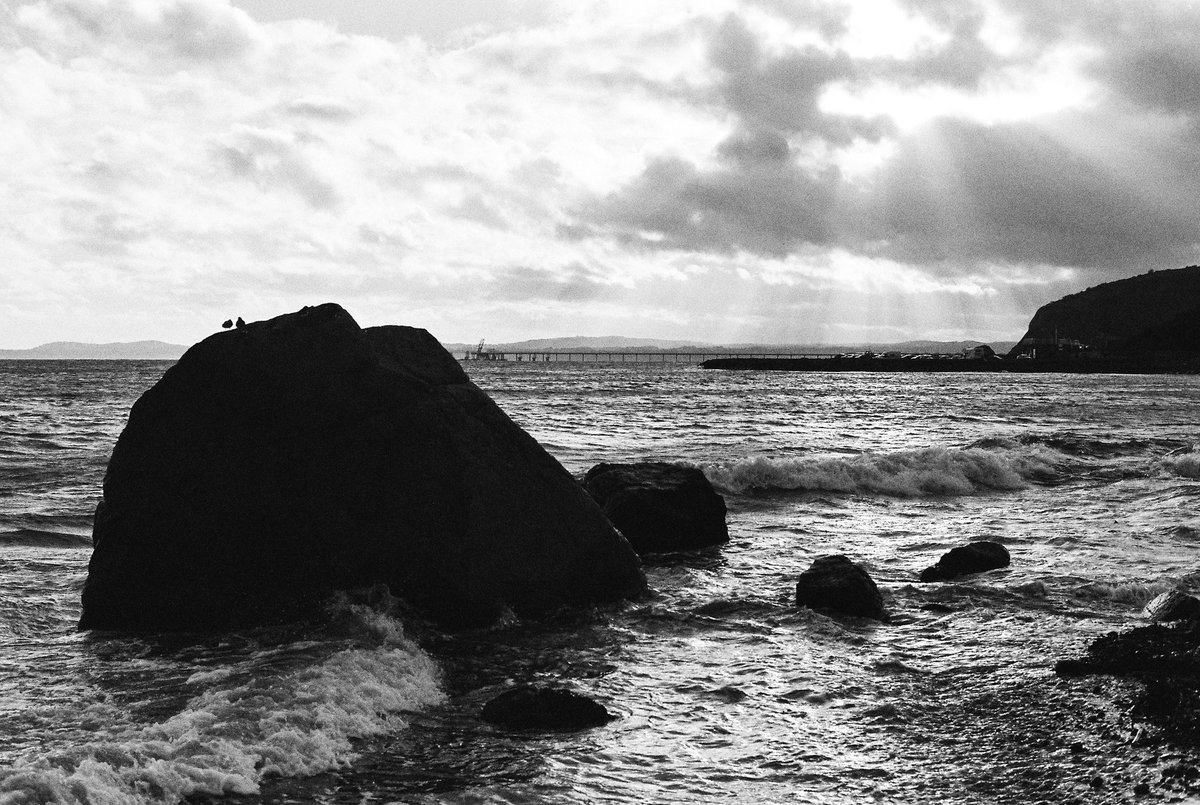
[0,341,187,360]
[1009,266,1200,357]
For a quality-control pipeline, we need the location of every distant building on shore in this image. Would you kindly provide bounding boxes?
[963,344,997,360]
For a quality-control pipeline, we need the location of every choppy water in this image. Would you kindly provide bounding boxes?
[1,359,1198,803]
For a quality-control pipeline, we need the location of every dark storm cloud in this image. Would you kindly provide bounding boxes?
[570,2,1200,275]
[574,155,839,256]
[869,117,1200,268]
[707,14,879,143]
[1103,35,1200,117]
[569,13,873,256]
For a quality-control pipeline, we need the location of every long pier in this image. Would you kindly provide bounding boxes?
[462,351,844,364]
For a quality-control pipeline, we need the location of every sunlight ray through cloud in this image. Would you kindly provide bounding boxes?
[2,0,1199,346]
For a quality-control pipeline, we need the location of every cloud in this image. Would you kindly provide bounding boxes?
[16,0,260,63]
[4,0,1200,347]
[868,115,1200,270]
[215,125,340,209]
[487,263,612,302]
[574,154,840,256]
[567,0,1200,281]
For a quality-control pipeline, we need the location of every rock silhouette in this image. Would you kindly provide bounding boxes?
[79,304,645,631]
[795,555,885,620]
[481,686,615,730]
[919,541,1010,582]
[583,462,728,554]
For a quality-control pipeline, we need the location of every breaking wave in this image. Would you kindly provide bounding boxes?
[705,445,1061,497]
[0,599,445,804]
[0,528,91,548]
[1162,448,1200,479]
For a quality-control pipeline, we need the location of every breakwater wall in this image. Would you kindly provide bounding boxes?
[701,356,1200,374]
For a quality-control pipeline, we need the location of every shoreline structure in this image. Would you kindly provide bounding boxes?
[706,266,1200,374]
[700,355,1200,374]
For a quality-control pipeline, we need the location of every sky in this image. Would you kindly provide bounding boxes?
[2,0,1199,348]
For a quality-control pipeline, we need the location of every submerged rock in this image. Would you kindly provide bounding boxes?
[481,686,615,730]
[795,555,885,620]
[583,462,728,554]
[79,304,645,631]
[919,541,1010,582]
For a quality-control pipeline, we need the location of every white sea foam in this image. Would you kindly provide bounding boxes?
[1162,450,1200,479]
[704,445,1060,497]
[1072,579,1177,607]
[0,612,445,804]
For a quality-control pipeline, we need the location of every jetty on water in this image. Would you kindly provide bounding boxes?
[461,349,891,364]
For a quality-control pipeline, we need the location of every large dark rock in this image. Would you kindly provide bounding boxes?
[480,686,615,730]
[583,462,728,554]
[918,541,1010,582]
[795,555,885,620]
[79,304,645,631]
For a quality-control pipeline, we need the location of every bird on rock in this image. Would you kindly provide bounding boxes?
[221,319,233,329]
[235,317,246,328]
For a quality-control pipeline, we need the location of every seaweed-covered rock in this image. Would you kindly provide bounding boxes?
[583,462,728,554]
[1056,621,1200,742]
[79,304,645,631]
[481,686,615,730]
[795,555,885,620]
[919,541,1010,582]
[1056,621,1200,679]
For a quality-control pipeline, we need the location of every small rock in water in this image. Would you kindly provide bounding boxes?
[919,540,1010,582]
[1143,589,1200,622]
[795,554,885,620]
[708,686,748,703]
[583,461,729,554]
[480,686,615,731]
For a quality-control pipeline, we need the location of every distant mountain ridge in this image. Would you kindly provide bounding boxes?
[443,337,1016,355]
[0,341,187,360]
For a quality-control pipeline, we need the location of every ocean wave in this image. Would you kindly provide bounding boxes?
[0,602,445,804]
[970,433,1165,459]
[1162,449,1200,479]
[1071,579,1177,607]
[704,445,1060,497]
[0,528,91,548]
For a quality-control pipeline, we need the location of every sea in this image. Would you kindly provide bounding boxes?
[1,358,1199,804]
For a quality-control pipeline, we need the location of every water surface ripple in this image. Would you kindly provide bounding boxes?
[0,360,1198,803]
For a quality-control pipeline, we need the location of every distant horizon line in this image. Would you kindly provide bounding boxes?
[0,335,1021,357]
